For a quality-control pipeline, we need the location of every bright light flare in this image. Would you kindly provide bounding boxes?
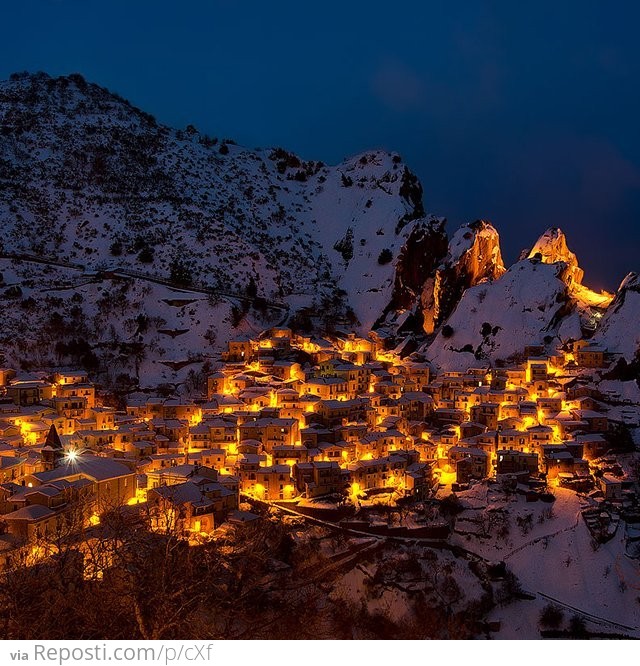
[65,448,79,462]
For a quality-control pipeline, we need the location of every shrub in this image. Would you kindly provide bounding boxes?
[439,494,464,516]
[441,324,454,339]
[169,257,193,286]
[137,246,154,264]
[132,236,148,252]
[230,305,245,328]
[377,248,393,265]
[516,513,534,535]
[288,309,313,333]
[604,423,635,453]
[245,277,258,299]
[495,570,523,605]
[20,297,37,311]
[199,134,218,147]
[3,285,22,299]
[539,604,564,629]
[568,615,587,637]
[345,307,359,326]
[334,228,354,265]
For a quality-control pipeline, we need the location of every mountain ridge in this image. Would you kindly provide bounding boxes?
[0,71,429,384]
[0,71,637,386]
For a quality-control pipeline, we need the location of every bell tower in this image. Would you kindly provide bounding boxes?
[41,424,64,471]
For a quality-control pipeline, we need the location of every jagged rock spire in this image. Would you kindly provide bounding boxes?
[421,220,505,334]
[527,227,584,285]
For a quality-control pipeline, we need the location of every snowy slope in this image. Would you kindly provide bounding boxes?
[591,273,640,360]
[293,152,425,328]
[0,258,244,389]
[0,72,424,334]
[454,486,640,638]
[0,72,432,384]
[425,258,575,370]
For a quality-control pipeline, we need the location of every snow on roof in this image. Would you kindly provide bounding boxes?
[228,510,259,523]
[0,456,26,469]
[151,481,214,507]
[33,456,133,483]
[3,504,56,521]
[449,446,488,457]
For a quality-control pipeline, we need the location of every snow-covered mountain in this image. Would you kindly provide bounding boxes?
[422,227,621,370]
[0,72,637,385]
[424,256,579,370]
[0,72,425,322]
[0,72,429,384]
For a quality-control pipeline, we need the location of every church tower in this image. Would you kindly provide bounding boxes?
[41,424,64,471]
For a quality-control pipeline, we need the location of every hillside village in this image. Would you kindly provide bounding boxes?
[1,72,640,639]
[1,322,639,570]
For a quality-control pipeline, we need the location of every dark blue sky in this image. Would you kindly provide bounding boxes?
[3,0,640,290]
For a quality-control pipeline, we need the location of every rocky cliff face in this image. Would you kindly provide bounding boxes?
[420,220,505,334]
[384,219,505,335]
[387,217,448,311]
[421,225,620,370]
[526,228,613,313]
[423,257,575,370]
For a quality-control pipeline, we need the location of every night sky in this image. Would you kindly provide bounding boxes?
[3,0,640,290]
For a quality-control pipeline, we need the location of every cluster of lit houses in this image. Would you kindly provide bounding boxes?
[0,327,635,558]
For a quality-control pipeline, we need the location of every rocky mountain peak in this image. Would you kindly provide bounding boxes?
[420,219,505,334]
[0,72,636,382]
[527,227,584,286]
